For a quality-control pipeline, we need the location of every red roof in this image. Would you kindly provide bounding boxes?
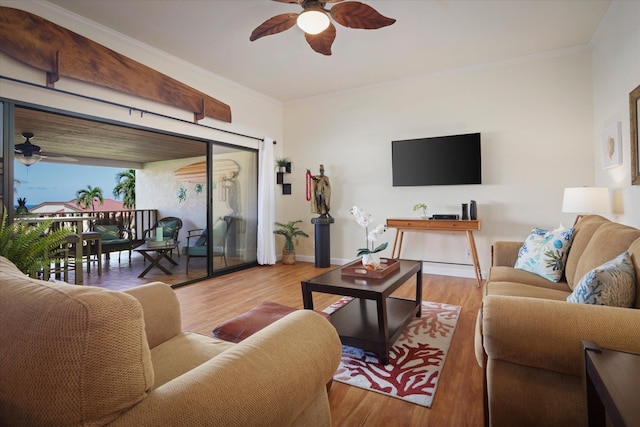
[30,198,127,212]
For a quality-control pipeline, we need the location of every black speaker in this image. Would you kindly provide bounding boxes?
[470,200,477,220]
[461,203,469,220]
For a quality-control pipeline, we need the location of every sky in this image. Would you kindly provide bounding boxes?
[13,162,127,207]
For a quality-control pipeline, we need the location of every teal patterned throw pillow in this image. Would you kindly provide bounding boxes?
[514,227,575,282]
[567,251,636,307]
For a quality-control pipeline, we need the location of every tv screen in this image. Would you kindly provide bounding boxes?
[392,133,482,186]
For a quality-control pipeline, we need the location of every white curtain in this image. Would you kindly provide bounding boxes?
[257,137,277,265]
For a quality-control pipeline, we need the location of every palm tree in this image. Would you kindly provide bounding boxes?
[112,169,136,209]
[75,185,104,211]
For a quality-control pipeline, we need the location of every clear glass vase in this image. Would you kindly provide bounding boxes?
[361,252,381,270]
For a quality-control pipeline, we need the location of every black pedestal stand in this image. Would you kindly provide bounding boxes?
[311,216,334,268]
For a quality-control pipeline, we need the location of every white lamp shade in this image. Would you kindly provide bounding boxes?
[297,9,330,34]
[562,187,611,214]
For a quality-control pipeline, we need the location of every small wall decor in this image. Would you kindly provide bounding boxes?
[177,187,187,203]
[602,121,622,169]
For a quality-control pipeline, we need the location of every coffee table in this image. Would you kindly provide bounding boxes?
[301,259,422,364]
[134,241,178,278]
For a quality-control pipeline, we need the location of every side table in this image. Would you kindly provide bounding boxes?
[82,231,102,276]
[583,340,640,426]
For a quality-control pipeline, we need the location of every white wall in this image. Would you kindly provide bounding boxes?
[283,50,595,276]
[592,0,640,226]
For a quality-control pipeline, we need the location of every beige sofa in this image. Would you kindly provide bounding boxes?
[475,215,640,426]
[0,256,342,426]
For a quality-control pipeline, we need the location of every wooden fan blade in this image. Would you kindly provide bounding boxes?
[305,22,336,56]
[330,2,396,29]
[250,13,299,41]
[272,0,301,3]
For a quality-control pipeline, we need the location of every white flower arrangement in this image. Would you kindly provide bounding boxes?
[350,206,388,257]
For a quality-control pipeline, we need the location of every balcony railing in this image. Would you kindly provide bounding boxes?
[19,209,158,242]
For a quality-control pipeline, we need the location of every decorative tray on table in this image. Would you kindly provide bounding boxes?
[341,258,400,279]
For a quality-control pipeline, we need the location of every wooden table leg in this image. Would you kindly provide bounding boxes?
[301,282,314,310]
[466,230,482,287]
[376,296,390,365]
[391,229,400,258]
[137,249,174,277]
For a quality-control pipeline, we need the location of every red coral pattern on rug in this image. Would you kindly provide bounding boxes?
[324,298,461,407]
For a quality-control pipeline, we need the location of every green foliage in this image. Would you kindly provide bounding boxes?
[113,169,136,209]
[0,209,73,276]
[76,185,104,211]
[413,203,428,217]
[356,242,388,257]
[275,157,290,168]
[273,220,309,252]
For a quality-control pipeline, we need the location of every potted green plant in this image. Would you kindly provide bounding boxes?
[273,220,309,265]
[275,157,291,173]
[0,208,73,276]
[413,203,428,219]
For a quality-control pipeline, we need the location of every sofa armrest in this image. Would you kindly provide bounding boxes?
[482,295,640,376]
[110,310,342,426]
[122,282,181,349]
[491,241,523,266]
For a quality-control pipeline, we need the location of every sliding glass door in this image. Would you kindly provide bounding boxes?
[210,148,258,273]
[4,101,259,288]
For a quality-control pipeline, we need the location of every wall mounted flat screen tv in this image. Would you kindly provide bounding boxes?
[392,133,481,186]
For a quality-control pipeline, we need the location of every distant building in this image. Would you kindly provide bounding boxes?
[29,198,126,214]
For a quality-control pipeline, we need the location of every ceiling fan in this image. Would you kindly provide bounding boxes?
[250,0,396,55]
[14,132,77,166]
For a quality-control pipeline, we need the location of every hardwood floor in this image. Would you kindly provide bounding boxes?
[77,257,483,425]
[173,262,485,427]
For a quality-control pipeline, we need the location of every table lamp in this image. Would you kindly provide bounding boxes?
[562,187,611,225]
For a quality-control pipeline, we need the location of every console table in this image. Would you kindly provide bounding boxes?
[386,218,482,287]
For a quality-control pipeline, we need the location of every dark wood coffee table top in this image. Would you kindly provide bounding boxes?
[301,259,422,364]
[301,259,422,302]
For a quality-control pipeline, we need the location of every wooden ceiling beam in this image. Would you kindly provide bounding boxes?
[0,6,232,123]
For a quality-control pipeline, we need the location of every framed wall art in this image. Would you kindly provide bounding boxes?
[602,122,622,169]
[630,84,640,184]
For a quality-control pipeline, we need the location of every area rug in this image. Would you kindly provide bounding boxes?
[324,297,461,408]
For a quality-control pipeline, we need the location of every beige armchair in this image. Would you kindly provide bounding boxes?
[0,255,341,426]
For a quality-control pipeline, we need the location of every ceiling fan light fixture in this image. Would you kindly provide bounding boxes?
[297,9,330,35]
[16,153,42,167]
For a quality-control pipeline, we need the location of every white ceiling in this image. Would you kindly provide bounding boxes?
[46,0,611,103]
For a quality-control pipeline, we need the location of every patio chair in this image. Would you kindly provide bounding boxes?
[143,217,183,258]
[184,216,231,274]
[92,218,133,262]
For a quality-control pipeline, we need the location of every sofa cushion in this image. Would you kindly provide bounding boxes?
[487,266,571,293]
[571,222,640,290]
[567,251,636,307]
[564,215,611,289]
[514,227,575,282]
[485,281,571,301]
[0,268,154,426]
[95,224,120,240]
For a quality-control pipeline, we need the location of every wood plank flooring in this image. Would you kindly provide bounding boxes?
[80,258,485,425]
[173,262,485,427]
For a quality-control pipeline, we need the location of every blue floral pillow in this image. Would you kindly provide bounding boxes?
[514,227,575,282]
[567,251,636,307]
